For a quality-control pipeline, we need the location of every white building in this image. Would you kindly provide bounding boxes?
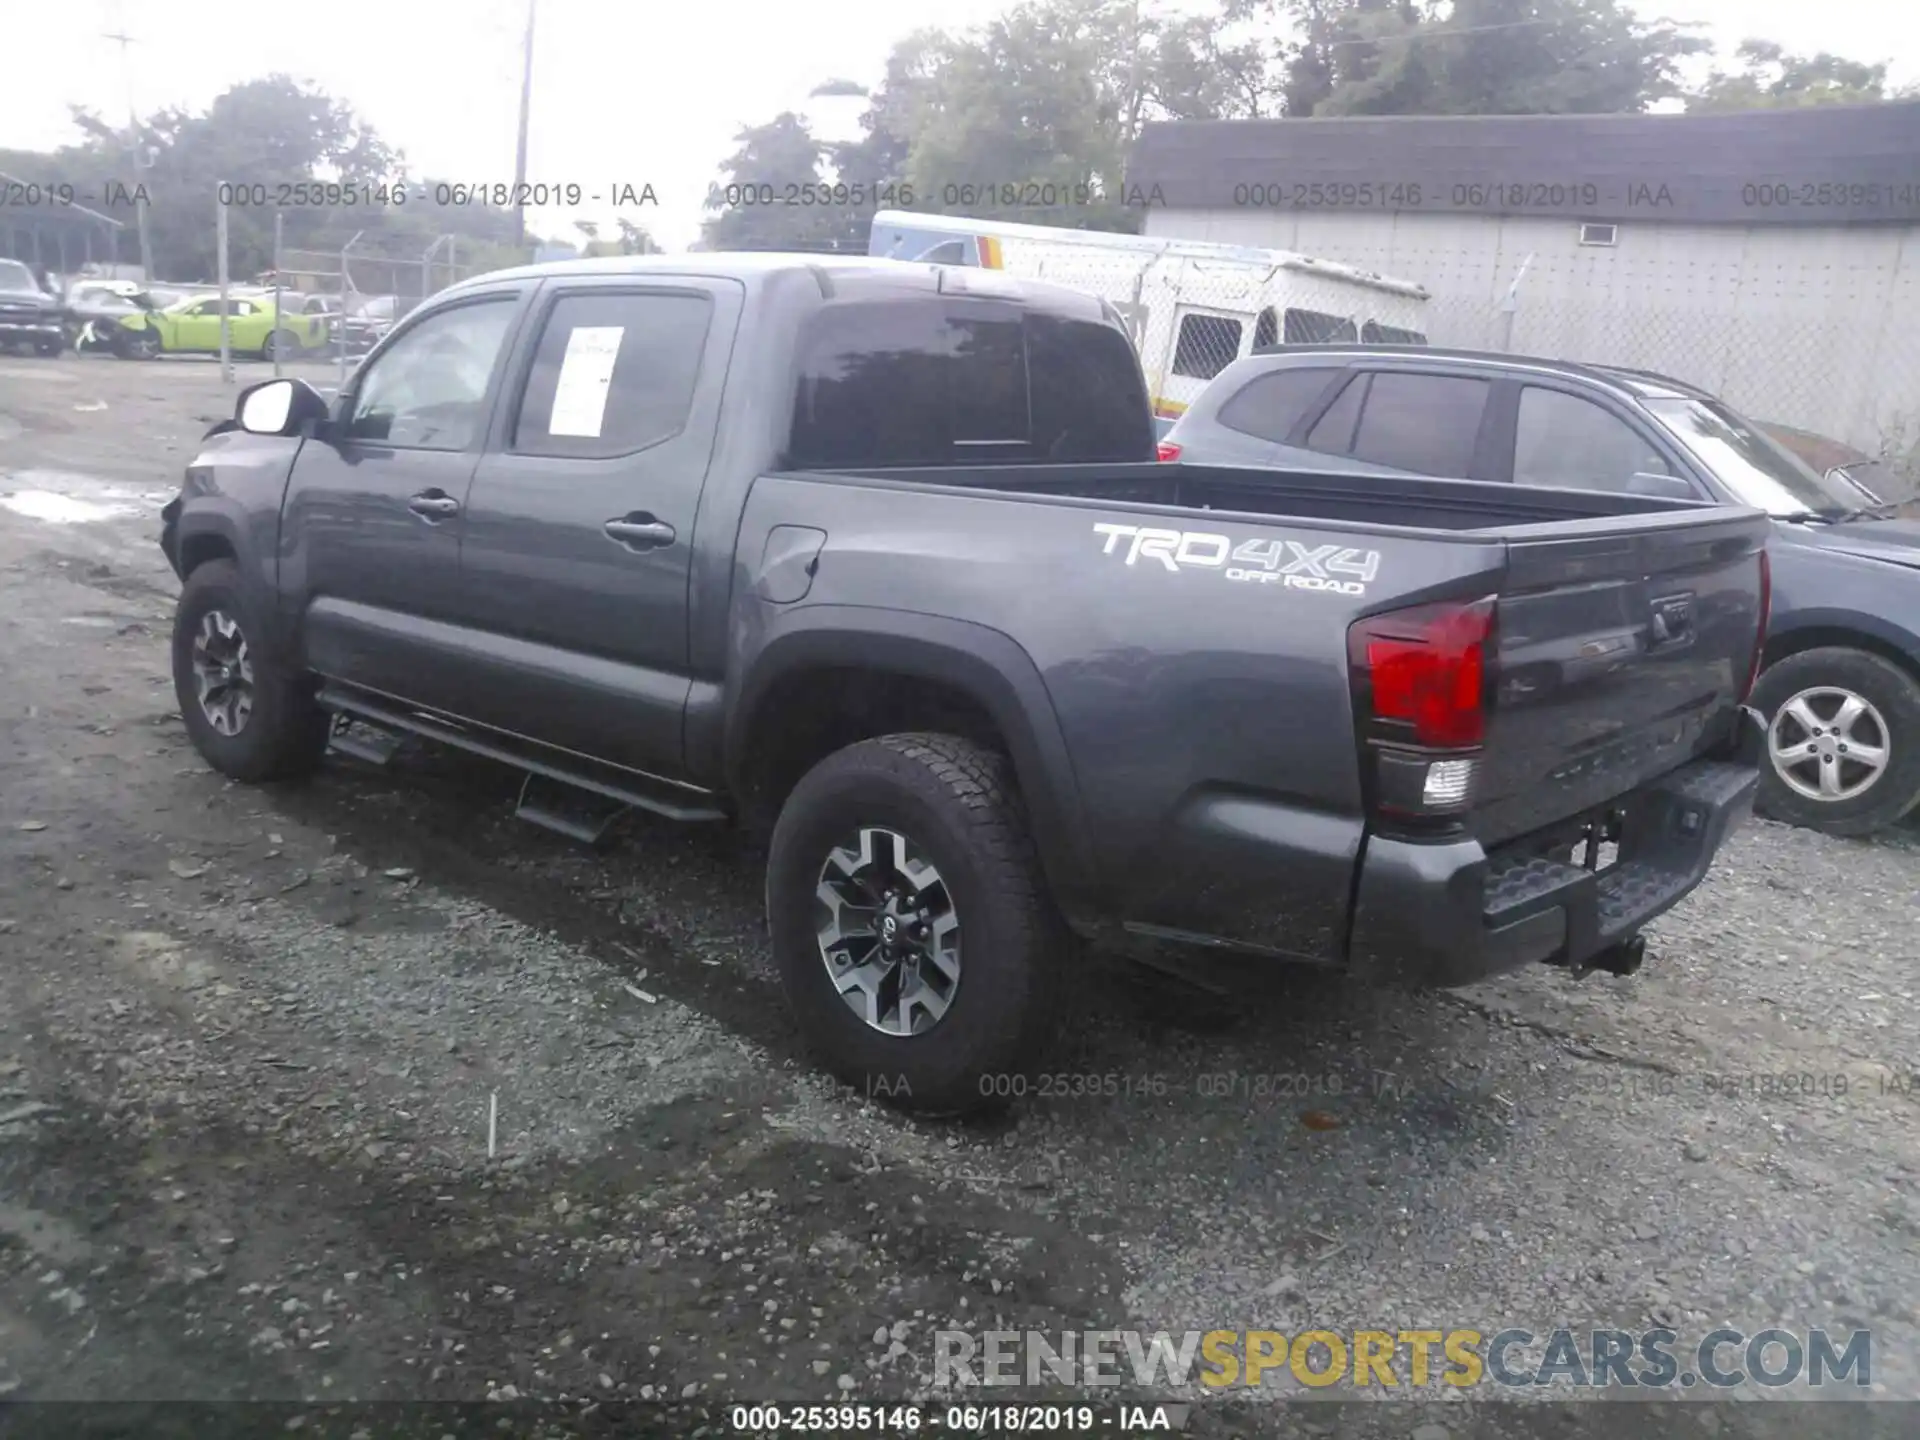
[1127,103,1920,459]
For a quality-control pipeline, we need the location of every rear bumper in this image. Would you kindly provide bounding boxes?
[1346,707,1764,987]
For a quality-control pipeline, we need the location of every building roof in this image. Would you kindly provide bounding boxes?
[1126,102,1920,226]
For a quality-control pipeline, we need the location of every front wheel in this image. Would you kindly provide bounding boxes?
[119,329,161,360]
[171,559,330,783]
[1751,647,1920,836]
[766,733,1065,1116]
[34,336,63,357]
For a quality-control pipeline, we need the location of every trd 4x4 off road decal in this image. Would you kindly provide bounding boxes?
[1092,523,1380,597]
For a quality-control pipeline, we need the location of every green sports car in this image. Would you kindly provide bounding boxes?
[112,293,329,360]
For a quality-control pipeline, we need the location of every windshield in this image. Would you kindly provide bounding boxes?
[1644,396,1863,517]
[0,259,38,292]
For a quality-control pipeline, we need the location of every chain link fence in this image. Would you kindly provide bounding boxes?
[990,248,1920,502]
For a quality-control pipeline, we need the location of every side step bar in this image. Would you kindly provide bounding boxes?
[315,683,729,828]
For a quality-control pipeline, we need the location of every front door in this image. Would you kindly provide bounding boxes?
[453,275,742,777]
[280,287,528,706]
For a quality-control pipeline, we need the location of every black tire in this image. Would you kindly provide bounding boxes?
[171,559,330,783]
[766,733,1065,1116]
[34,337,63,357]
[120,330,160,360]
[1750,647,1920,837]
[262,327,299,361]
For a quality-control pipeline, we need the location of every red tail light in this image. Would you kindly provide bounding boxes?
[1349,597,1497,748]
[1740,548,1770,705]
[1156,440,1182,462]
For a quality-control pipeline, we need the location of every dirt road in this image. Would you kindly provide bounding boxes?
[3,356,1918,1437]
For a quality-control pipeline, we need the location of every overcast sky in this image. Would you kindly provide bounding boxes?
[7,0,1917,252]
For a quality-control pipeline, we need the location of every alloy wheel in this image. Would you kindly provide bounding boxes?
[815,826,961,1036]
[1767,686,1891,802]
[190,609,255,737]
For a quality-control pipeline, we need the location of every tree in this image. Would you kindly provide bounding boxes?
[14,77,538,283]
[615,218,662,255]
[1258,0,1708,118]
[1689,40,1911,112]
[701,112,861,252]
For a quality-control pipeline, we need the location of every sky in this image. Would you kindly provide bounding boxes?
[6,0,1918,254]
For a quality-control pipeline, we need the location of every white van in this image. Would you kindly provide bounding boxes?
[868,210,1432,433]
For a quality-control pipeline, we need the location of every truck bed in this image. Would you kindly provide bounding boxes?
[819,459,1703,534]
[749,460,1769,966]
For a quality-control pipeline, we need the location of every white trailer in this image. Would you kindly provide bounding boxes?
[869,210,1433,431]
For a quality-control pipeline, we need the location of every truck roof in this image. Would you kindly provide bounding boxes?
[869,210,1432,300]
[438,251,1120,321]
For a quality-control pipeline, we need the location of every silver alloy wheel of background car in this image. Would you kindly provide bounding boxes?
[815,825,961,1036]
[190,609,256,737]
[1767,685,1891,802]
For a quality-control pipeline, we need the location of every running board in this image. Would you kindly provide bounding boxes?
[327,716,404,767]
[515,772,627,847]
[314,683,729,826]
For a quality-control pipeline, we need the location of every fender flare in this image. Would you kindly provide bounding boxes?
[724,605,1099,914]
[1765,606,1920,674]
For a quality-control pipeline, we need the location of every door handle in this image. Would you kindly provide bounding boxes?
[407,492,460,520]
[603,516,677,550]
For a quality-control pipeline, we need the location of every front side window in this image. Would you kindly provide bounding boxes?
[1513,387,1679,494]
[346,298,517,450]
[513,291,712,459]
[1171,313,1243,380]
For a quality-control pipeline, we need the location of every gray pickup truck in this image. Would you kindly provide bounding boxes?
[160,254,1770,1114]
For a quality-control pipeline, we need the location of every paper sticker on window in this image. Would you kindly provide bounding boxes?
[548,326,624,437]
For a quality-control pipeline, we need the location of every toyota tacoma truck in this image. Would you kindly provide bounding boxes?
[158,254,1770,1114]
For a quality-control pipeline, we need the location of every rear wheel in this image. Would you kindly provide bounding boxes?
[1751,647,1920,836]
[262,327,300,361]
[171,560,330,783]
[766,733,1064,1116]
[34,336,62,357]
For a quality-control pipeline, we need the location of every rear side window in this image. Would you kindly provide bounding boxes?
[513,291,713,458]
[788,299,1151,467]
[1362,321,1427,345]
[1252,307,1278,350]
[1171,313,1243,380]
[1350,372,1489,476]
[1284,308,1357,344]
[1214,367,1341,444]
[1304,375,1367,455]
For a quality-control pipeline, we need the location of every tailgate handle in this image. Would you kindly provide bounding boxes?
[1648,593,1695,649]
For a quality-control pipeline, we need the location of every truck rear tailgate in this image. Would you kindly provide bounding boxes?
[1472,507,1771,846]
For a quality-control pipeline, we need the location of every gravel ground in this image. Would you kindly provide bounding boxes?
[2,355,1918,1437]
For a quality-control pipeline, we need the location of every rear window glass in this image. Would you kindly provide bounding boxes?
[788,299,1152,467]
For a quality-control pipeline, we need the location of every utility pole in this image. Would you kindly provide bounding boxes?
[511,0,537,250]
[104,5,156,281]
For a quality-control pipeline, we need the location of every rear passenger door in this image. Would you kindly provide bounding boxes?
[451,276,743,777]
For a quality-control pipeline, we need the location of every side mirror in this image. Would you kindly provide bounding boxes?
[1629,471,1699,501]
[235,377,329,437]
